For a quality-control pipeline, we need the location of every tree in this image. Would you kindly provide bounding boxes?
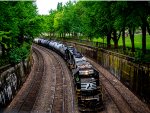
[0,1,43,61]
[0,1,40,44]
[14,1,38,44]
[95,2,114,48]
[53,11,64,37]
[112,2,128,50]
[48,10,57,38]
[57,2,63,11]
[135,2,150,53]
[0,31,12,56]
[0,2,19,38]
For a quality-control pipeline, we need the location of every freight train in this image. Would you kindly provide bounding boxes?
[33,38,104,112]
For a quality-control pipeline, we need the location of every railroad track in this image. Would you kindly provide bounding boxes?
[4,44,75,113]
[18,48,45,112]
[33,44,75,113]
[87,58,150,113]
[36,45,66,113]
[3,47,45,113]
[100,74,133,113]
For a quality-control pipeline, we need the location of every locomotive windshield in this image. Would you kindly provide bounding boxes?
[76,60,87,66]
[73,52,83,58]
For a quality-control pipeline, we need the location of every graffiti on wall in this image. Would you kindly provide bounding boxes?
[0,72,17,106]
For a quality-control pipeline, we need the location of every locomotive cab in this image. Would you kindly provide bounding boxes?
[73,69,103,112]
[65,46,86,69]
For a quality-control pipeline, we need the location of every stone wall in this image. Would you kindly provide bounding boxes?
[0,56,32,107]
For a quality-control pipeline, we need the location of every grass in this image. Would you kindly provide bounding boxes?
[51,34,150,62]
[93,34,150,50]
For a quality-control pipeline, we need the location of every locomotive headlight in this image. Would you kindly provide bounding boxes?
[79,69,94,75]
[84,71,89,75]
[79,70,88,75]
[88,69,94,74]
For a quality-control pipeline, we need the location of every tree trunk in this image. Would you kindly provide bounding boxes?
[53,32,55,37]
[107,32,111,48]
[18,27,24,44]
[141,22,147,54]
[103,38,104,48]
[113,30,118,49]
[130,36,135,52]
[114,40,118,49]
[122,27,126,50]
[74,32,77,38]
[64,33,66,38]
[18,33,24,45]
[129,28,135,52]
[69,32,70,37]
[1,44,5,56]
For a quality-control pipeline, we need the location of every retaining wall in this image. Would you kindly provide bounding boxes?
[0,56,32,107]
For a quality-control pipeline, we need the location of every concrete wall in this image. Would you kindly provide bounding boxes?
[0,57,32,107]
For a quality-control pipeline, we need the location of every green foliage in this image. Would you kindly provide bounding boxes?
[48,1,150,54]
[0,55,9,67]
[0,1,41,43]
[53,11,64,32]
[93,34,150,49]
[9,42,30,64]
[0,31,12,56]
[0,1,43,61]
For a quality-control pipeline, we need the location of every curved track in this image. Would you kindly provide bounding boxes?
[87,58,150,113]
[3,47,45,113]
[32,44,76,113]
[4,44,76,113]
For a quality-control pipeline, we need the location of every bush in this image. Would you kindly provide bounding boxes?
[0,55,9,67]
[9,42,30,64]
